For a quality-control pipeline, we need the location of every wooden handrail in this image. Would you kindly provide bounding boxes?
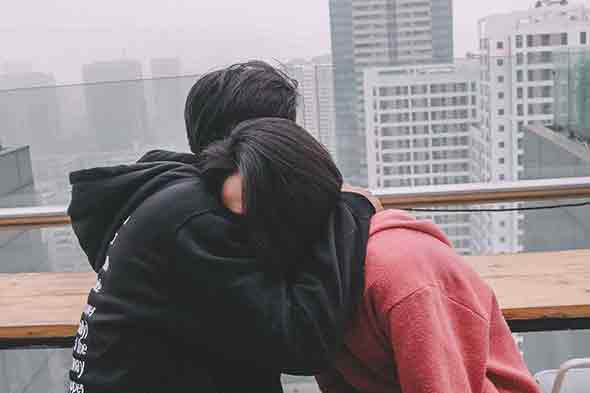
[375,177,590,208]
[2,177,590,227]
[0,206,70,227]
[1,250,590,339]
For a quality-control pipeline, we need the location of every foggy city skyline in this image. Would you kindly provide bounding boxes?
[3,0,587,84]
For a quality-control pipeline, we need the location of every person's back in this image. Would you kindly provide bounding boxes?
[69,166,216,392]
[317,210,541,393]
[69,162,309,392]
[67,63,376,393]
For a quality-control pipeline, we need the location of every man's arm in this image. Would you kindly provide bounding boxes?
[171,193,374,374]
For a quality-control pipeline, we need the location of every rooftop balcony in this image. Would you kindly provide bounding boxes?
[2,50,590,392]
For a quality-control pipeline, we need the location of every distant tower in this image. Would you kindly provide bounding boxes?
[0,72,60,154]
[82,60,151,152]
[285,56,338,160]
[149,58,188,150]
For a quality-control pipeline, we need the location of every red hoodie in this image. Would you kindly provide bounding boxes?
[317,210,540,393]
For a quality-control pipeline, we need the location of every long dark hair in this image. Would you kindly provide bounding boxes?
[185,61,298,154]
[198,118,343,273]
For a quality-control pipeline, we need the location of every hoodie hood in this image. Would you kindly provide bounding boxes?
[68,150,201,272]
[136,149,199,165]
[369,209,452,247]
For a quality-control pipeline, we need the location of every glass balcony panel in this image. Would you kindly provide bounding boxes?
[2,53,590,393]
[0,225,90,273]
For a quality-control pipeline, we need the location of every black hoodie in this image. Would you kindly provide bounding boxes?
[67,150,373,393]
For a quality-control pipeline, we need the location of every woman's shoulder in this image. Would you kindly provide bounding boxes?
[364,210,458,311]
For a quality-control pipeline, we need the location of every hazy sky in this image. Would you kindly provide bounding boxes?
[1,0,589,83]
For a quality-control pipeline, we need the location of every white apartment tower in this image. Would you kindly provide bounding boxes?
[330,0,453,185]
[473,0,590,254]
[286,57,338,160]
[364,61,479,254]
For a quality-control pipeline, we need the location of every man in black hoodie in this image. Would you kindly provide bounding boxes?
[67,61,376,393]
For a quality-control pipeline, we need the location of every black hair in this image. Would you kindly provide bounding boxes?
[185,61,298,154]
[198,118,343,273]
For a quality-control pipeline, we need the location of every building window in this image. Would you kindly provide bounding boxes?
[581,32,587,45]
[498,92,505,99]
[516,35,523,48]
[497,58,504,66]
[500,221,506,228]
[527,34,534,47]
[516,70,524,82]
[517,104,524,116]
[499,158,505,164]
[527,86,534,98]
[499,142,505,148]
[517,87,524,99]
[516,53,524,65]
[498,109,505,116]
[561,32,568,45]
[497,41,504,49]
[500,236,506,243]
[498,125,505,132]
[498,75,504,83]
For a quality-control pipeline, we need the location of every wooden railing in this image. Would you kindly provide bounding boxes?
[375,176,590,207]
[0,205,70,227]
[2,177,590,227]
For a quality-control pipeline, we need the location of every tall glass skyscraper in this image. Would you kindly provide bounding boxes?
[329,0,453,186]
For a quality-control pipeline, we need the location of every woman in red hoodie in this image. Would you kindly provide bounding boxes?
[315,209,541,393]
[203,117,540,393]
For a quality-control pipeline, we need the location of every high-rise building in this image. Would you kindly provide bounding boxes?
[472,0,590,254]
[330,0,454,185]
[82,60,151,152]
[148,58,190,151]
[285,56,338,159]
[364,60,478,254]
[0,72,61,154]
